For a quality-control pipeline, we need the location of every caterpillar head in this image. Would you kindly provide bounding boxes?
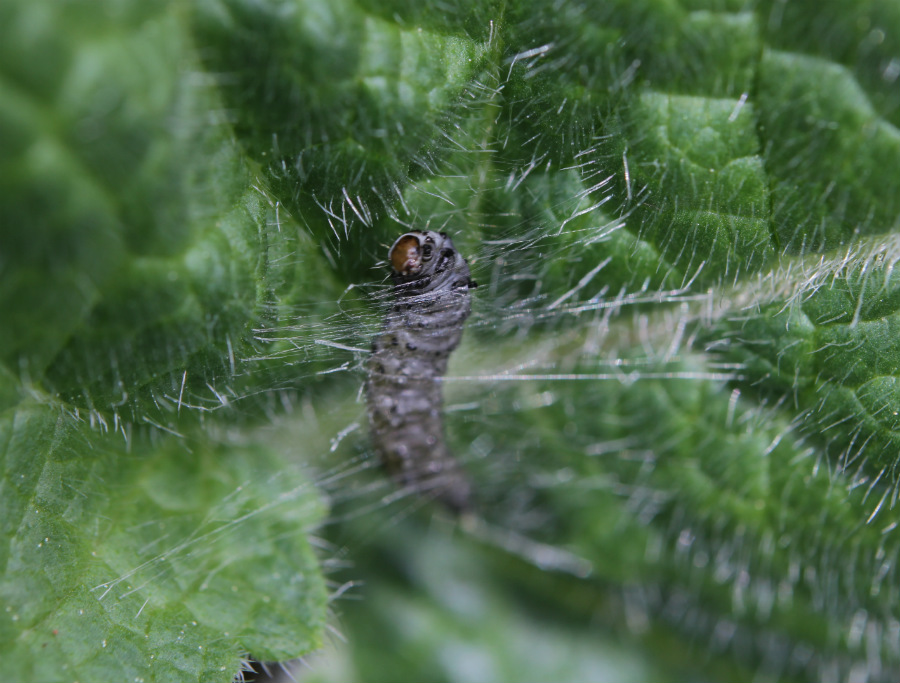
[389,230,454,282]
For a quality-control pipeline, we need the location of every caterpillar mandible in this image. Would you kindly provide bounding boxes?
[366,230,476,512]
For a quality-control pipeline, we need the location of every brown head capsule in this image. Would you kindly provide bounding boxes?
[390,234,423,276]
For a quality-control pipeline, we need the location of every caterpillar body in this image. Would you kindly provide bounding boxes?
[366,230,476,512]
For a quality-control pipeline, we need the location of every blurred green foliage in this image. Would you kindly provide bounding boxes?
[2,0,900,681]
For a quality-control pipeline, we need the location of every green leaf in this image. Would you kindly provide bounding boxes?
[5,0,900,681]
[1,2,329,680]
[1,386,325,681]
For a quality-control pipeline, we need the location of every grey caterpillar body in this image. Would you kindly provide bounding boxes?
[366,230,475,512]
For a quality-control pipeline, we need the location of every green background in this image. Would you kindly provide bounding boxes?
[2,0,900,681]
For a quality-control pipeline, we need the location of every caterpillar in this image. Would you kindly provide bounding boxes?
[365,230,476,512]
